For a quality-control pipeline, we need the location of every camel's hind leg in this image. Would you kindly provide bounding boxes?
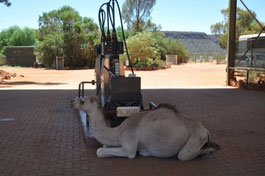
[177,133,218,161]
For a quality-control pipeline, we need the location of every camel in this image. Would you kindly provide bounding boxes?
[70,96,220,161]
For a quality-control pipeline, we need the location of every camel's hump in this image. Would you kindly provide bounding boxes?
[158,103,178,114]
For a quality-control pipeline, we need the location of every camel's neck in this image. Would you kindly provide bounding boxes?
[86,105,120,146]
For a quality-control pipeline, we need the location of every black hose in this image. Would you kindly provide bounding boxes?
[113,0,134,74]
[99,0,134,74]
[98,4,107,41]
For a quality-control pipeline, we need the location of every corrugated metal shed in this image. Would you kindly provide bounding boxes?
[6,46,36,67]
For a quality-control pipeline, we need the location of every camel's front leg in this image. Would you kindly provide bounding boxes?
[97,126,138,159]
[97,147,137,159]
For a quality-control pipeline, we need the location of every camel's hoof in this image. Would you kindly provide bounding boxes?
[96,148,105,157]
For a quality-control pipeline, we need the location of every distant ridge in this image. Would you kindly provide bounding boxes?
[163,31,226,55]
[163,31,209,39]
[208,35,223,46]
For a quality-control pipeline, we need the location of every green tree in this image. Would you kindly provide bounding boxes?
[0,26,37,55]
[210,22,225,36]
[166,38,190,60]
[35,32,63,66]
[0,0,11,6]
[152,32,190,61]
[152,32,167,60]
[10,27,37,46]
[116,27,133,41]
[122,0,158,32]
[211,8,264,49]
[36,6,99,68]
[125,31,159,66]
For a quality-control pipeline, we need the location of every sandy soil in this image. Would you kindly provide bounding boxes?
[0,63,230,90]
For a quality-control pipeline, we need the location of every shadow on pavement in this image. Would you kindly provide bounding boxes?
[0,81,67,87]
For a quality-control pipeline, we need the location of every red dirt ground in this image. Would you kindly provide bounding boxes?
[0,69,21,81]
[0,63,230,89]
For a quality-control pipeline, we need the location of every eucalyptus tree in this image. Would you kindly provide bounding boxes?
[37,6,99,67]
[211,8,264,48]
[0,0,11,7]
[122,0,157,32]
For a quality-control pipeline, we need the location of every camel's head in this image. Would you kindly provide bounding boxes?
[70,96,99,112]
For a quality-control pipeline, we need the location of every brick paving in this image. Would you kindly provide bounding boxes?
[0,89,265,176]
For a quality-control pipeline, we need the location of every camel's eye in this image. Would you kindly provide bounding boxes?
[80,100,85,105]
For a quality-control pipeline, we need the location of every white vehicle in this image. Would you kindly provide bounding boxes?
[239,33,265,41]
[237,33,265,68]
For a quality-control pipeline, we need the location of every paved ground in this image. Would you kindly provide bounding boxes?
[0,89,265,176]
[1,63,227,89]
[1,63,265,175]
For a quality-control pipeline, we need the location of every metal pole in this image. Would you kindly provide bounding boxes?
[82,83,85,97]
[227,0,237,86]
[246,70,249,89]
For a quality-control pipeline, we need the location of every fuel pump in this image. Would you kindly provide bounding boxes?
[95,0,143,127]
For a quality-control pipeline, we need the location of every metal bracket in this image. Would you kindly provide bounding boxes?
[78,80,96,98]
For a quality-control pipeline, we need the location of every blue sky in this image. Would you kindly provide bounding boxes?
[0,0,264,34]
